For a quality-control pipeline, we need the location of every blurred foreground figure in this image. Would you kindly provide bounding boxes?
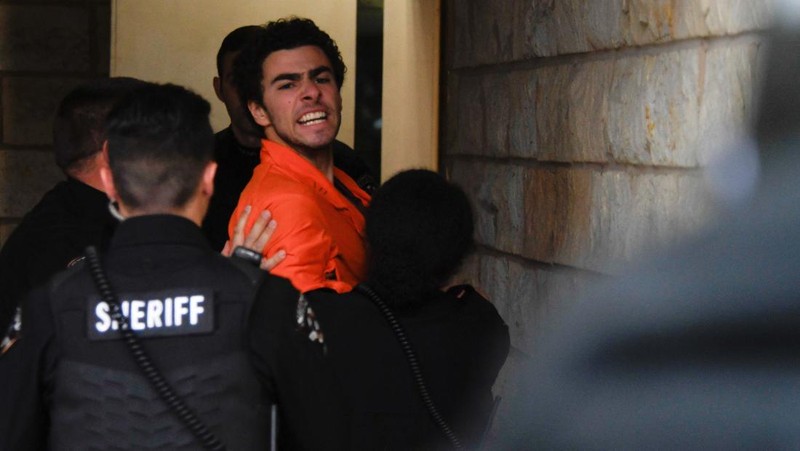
[501,3,800,449]
[252,170,509,450]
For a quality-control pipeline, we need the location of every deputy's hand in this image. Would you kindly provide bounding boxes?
[222,205,286,271]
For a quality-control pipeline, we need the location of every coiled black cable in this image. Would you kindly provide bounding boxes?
[84,246,226,451]
[355,283,464,450]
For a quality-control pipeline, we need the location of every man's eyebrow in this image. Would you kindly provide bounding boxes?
[309,66,332,78]
[270,73,301,85]
[270,66,333,85]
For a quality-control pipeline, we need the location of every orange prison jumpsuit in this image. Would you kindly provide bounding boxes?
[229,140,370,293]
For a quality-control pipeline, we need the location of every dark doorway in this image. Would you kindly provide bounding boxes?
[354,0,383,180]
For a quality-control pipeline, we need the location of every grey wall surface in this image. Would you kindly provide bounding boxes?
[442,0,773,442]
[445,0,771,354]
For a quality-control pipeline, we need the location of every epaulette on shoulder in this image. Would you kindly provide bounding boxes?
[48,257,89,292]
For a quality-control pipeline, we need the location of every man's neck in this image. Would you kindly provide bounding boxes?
[296,146,335,181]
[267,137,335,181]
[67,155,106,193]
[119,201,206,227]
[230,124,263,149]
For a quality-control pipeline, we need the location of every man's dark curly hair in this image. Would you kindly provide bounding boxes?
[365,170,475,309]
[234,17,346,109]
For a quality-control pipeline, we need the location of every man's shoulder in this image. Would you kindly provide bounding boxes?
[241,171,322,209]
[303,289,377,321]
[0,181,91,285]
[47,249,266,307]
[213,126,235,148]
[18,180,107,234]
[12,182,74,229]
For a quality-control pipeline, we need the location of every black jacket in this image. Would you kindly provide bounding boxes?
[0,178,116,331]
[249,284,510,450]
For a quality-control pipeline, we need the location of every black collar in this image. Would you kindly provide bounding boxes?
[110,215,210,251]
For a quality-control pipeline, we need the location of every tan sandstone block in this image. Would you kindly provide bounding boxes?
[0,149,64,218]
[2,77,89,146]
[0,5,91,72]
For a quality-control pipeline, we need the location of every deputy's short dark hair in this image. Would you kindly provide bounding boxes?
[366,169,475,308]
[105,83,214,211]
[53,77,146,173]
[216,25,263,76]
[235,17,346,108]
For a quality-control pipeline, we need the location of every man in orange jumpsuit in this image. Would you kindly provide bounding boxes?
[230,18,370,293]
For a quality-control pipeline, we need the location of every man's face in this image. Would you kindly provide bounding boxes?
[252,45,342,152]
[214,51,262,140]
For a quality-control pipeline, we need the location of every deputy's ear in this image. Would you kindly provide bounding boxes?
[247,101,272,128]
[99,141,116,199]
[201,162,217,197]
[99,166,116,200]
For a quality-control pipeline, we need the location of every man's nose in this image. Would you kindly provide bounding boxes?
[300,79,322,101]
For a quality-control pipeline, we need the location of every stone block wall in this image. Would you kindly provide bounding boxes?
[444,0,772,357]
[0,0,110,245]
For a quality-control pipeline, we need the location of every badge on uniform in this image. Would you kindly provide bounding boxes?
[87,288,215,340]
[1,307,22,355]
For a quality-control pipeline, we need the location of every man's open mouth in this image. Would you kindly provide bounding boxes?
[298,111,327,125]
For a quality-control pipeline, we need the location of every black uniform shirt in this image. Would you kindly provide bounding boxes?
[202,127,261,251]
[0,178,115,331]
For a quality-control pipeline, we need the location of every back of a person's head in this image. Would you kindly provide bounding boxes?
[105,83,213,212]
[216,25,263,76]
[53,77,146,173]
[366,169,474,308]
[235,17,346,107]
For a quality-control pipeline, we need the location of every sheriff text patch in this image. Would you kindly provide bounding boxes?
[87,289,214,340]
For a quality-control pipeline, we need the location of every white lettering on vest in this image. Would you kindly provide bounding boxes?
[130,300,146,330]
[165,297,173,327]
[190,295,204,325]
[174,296,188,326]
[88,292,212,340]
[147,299,163,328]
[95,302,111,332]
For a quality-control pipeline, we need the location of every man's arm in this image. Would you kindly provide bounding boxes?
[247,279,349,450]
[222,205,286,271]
[230,194,352,293]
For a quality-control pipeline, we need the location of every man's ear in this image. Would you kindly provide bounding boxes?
[100,140,110,167]
[247,101,272,128]
[99,166,117,201]
[201,161,217,197]
[99,141,116,198]
[213,76,224,102]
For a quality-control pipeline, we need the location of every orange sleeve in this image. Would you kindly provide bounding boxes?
[230,190,352,293]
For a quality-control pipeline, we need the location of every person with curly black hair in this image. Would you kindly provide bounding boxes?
[250,169,510,450]
[228,17,371,294]
[202,24,376,251]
